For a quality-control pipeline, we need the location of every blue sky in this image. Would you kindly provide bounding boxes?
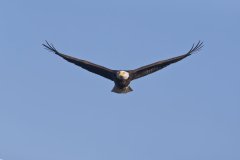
[0,0,240,160]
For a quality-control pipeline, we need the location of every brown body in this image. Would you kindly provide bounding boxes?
[112,74,133,93]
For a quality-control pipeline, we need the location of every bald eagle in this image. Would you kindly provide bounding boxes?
[43,41,203,94]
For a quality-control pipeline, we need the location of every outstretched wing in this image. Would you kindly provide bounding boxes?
[43,41,116,81]
[131,41,204,80]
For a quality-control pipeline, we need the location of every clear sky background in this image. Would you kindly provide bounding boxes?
[0,0,240,160]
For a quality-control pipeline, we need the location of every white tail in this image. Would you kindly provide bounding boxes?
[111,86,133,94]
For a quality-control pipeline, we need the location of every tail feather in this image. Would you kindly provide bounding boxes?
[111,86,133,94]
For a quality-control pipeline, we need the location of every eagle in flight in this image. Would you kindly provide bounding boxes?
[43,41,203,94]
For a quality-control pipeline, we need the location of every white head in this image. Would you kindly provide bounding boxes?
[117,71,129,80]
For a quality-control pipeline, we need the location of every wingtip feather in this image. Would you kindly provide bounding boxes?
[188,41,204,55]
[42,40,59,54]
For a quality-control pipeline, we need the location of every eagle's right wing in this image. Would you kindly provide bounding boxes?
[131,41,203,80]
[43,41,116,81]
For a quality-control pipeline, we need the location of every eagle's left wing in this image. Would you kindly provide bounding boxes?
[131,41,203,80]
[43,41,116,81]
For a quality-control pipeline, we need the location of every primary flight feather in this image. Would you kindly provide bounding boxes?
[43,41,203,93]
